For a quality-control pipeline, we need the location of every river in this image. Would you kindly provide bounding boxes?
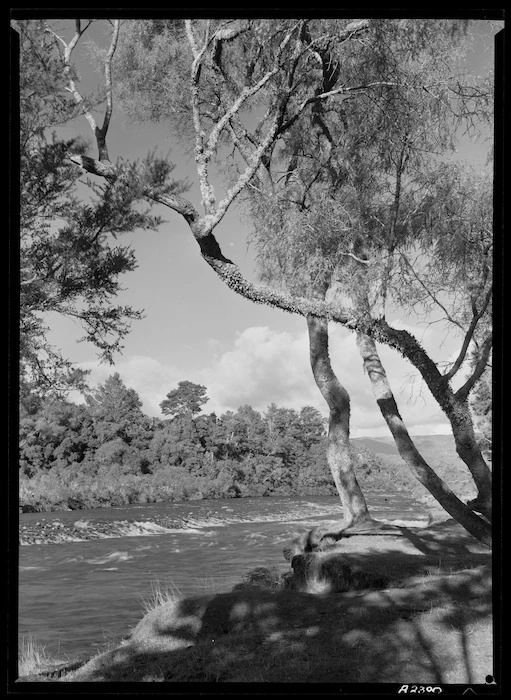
[18,493,429,663]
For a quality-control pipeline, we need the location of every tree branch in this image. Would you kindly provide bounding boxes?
[455,333,492,401]
[444,284,492,381]
[398,250,465,333]
[98,19,120,145]
[185,20,216,214]
[47,19,119,161]
[226,120,274,193]
[339,251,371,265]
[202,98,289,233]
[205,56,287,162]
[71,146,456,422]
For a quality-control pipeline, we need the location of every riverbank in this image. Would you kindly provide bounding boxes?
[16,518,493,686]
[19,492,435,546]
[19,515,178,545]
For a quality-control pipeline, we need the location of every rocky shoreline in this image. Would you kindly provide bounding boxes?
[19,517,175,545]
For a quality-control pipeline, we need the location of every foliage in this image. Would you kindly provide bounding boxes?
[19,375,426,512]
[16,20,170,398]
[159,381,209,419]
[85,372,145,441]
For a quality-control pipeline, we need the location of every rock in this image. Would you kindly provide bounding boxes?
[67,498,84,510]
[287,551,390,594]
[74,519,90,530]
[231,566,290,592]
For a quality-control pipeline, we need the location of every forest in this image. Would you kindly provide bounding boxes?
[19,374,424,512]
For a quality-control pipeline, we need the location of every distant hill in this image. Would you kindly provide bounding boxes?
[352,434,460,467]
[352,434,476,502]
[352,437,400,456]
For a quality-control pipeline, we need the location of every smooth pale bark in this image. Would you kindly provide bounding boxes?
[307,316,373,527]
[356,331,491,547]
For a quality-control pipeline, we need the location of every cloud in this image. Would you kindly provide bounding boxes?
[199,326,321,415]
[72,324,454,437]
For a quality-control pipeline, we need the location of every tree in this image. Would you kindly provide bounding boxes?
[24,18,496,544]
[243,27,492,539]
[470,363,492,466]
[19,398,94,476]
[15,20,167,398]
[85,372,145,444]
[225,19,494,542]
[217,405,268,459]
[159,380,209,419]
[297,406,326,450]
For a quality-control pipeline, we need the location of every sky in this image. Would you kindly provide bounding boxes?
[38,17,500,438]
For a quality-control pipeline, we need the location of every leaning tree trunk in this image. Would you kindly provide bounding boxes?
[307,315,373,528]
[441,395,492,520]
[355,331,492,547]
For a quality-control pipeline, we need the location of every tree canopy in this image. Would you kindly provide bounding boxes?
[159,381,209,419]
[16,20,168,398]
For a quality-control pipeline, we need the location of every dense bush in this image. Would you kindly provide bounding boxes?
[19,375,415,512]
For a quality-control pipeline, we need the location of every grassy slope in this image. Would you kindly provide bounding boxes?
[16,519,493,686]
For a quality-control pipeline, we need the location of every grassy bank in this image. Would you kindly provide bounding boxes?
[15,519,493,686]
[18,468,339,513]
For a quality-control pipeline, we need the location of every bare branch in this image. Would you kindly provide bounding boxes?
[46,20,120,161]
[45,21,98,133]
[211,19,250,71]
[339,252,371,265]
[203,101,290,233]
[185,21,217,213]
[455,333,492,401]
[205,59,287,162]
[190,21,300,217]
[398,250,465,332]
[99,19,120,141]
[67,154,117,179]
[444,285,492,381]
[225,119,274,192]
[69,152,201,225]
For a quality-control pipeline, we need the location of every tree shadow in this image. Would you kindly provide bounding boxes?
[55,554,492,685]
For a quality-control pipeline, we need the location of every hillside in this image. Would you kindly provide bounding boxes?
[353,434,461,466]
[353,434,477,506]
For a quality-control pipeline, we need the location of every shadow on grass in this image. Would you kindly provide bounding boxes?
[60,551,492,685]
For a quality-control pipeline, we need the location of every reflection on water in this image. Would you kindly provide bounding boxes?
[18,494,428,661]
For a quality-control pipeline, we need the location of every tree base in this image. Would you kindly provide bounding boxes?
[283,516,395,559]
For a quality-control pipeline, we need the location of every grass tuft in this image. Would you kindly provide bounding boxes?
[18,634,66,678]
[140,578,183,614]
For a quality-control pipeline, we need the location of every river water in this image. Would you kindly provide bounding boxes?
[18,494,429,663]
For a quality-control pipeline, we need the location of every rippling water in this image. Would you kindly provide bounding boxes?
[18,494,428,662]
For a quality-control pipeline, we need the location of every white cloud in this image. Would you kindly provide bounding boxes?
[199,326,321,415]
[71,324,453,437]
